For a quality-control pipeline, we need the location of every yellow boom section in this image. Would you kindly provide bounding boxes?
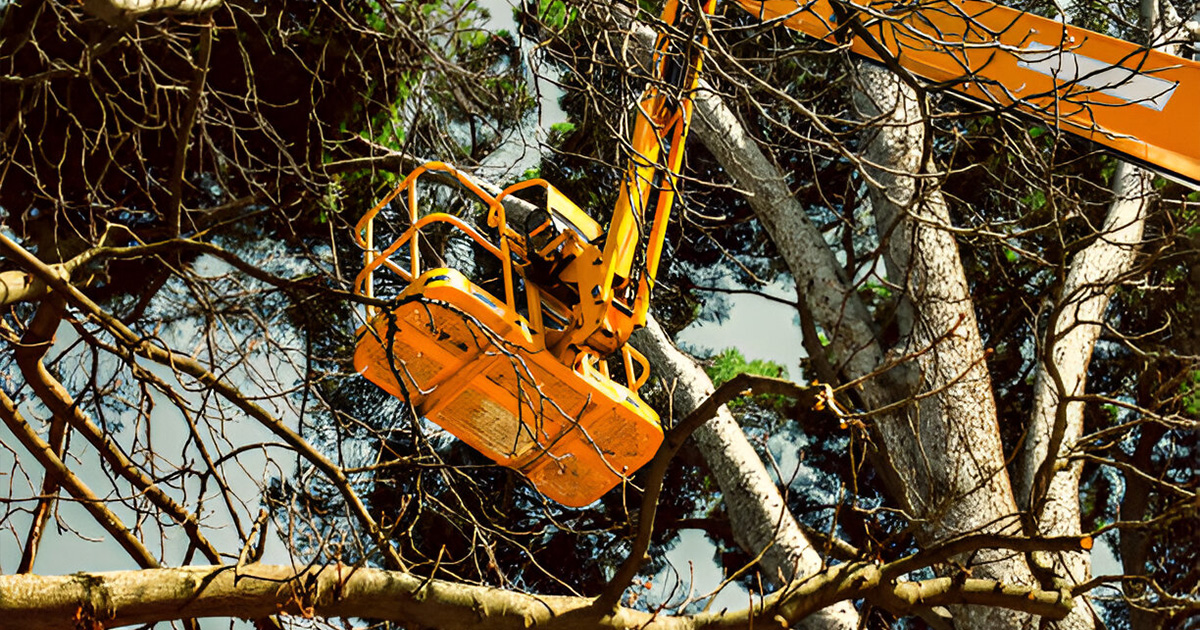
[554,0,719,358]
[734,0,1200,186]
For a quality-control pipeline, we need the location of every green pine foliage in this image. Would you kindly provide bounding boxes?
[704,347,787,387]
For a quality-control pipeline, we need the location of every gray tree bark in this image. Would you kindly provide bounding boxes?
[634,322,861,630]
[850,65,1032,621]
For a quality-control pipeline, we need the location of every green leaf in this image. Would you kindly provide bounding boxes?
[539,0,573,30]
[1181,370,1200,416]
[1100,159,1117,185]
[705,348,789,411]
[550,121,576,135]
[1021,189,1046,211]
[862,281,891,299]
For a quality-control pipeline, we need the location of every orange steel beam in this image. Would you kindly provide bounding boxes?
[733,0,1200,186]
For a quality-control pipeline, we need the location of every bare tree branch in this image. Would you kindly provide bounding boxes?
[0,559,1076,630]
[0,388,160,570]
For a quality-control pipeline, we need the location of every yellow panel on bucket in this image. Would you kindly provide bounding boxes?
[354,268,663,507]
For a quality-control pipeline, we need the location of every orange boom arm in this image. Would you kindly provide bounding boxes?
[734,0,1200,186]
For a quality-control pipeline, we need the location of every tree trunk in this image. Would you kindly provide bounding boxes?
[634,322,861,630]
[1017,161,1151,630]
[849,61,1032,629]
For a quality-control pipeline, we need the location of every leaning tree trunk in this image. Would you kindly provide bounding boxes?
[633,322,861,630]
[610,13,862,629]
[1017,0,1171,623]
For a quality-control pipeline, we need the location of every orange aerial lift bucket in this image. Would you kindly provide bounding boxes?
[353,0,715,506]
[352,163,663,507]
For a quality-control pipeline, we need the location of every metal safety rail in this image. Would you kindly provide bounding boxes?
[351,161,652,396]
